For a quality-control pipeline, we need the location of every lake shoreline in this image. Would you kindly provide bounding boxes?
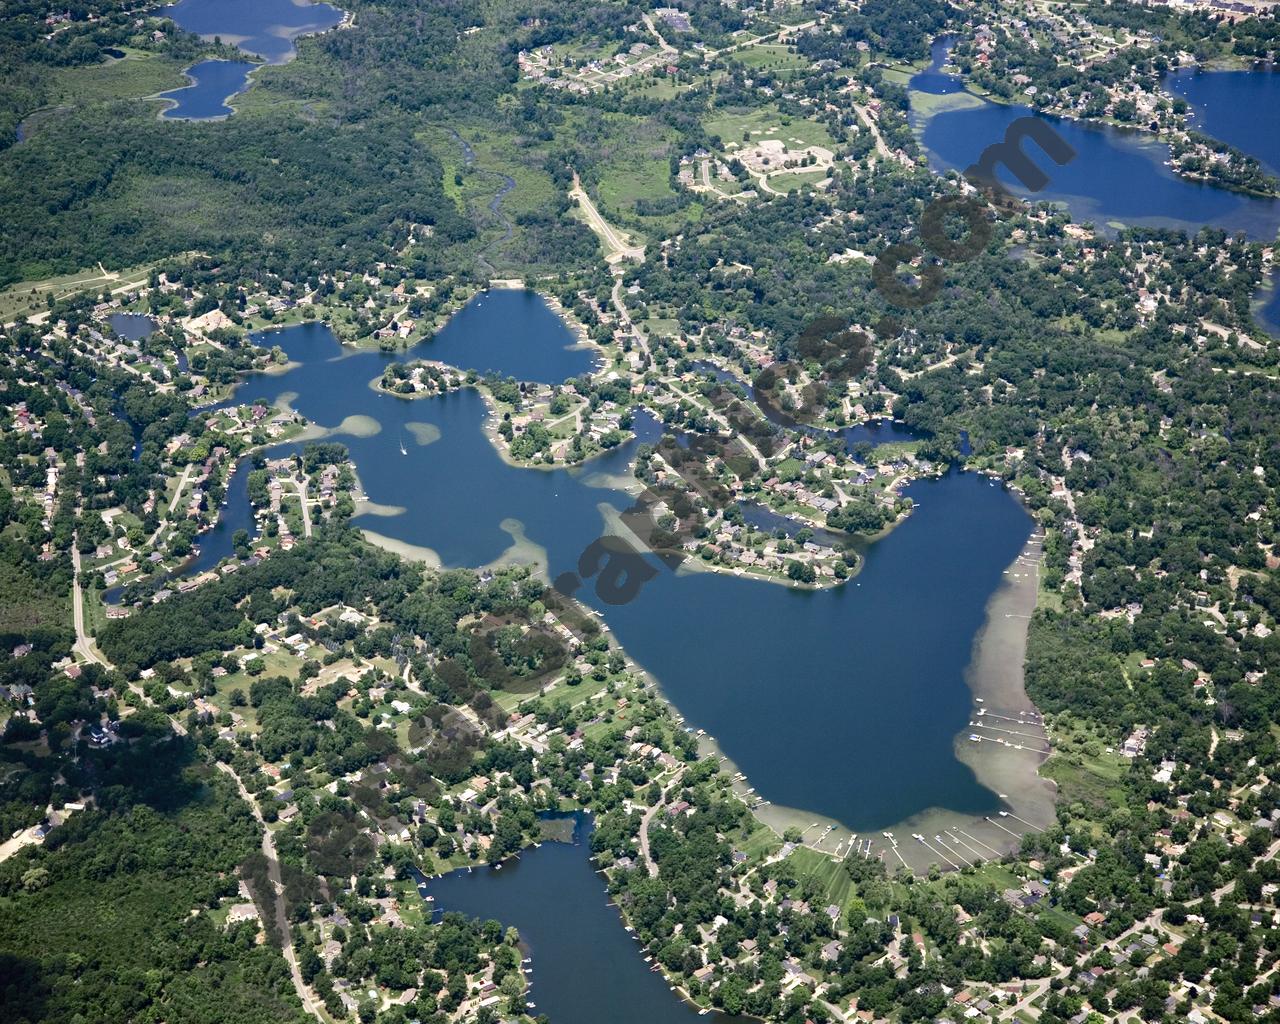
[608,493,1053,875]
[153,0,350,120]
[198,310,1053,876]
[910,38,1280,224]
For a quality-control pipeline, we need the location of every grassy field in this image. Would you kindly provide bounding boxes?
[625,75,688,102]
[1036,903,1085,935]
[0,253,197,324]
[786,846,856,910]
[50,48,189,108]
[736,820,781,862]
[597,149,674,212]
[725,43,811,73]
[643,317,681,338]
[581,112,679,215]
[962,860,1026,891]
[1039,743,1127,812]
[879,67,916,87]
[768,168,830,192]
[704,104,837,152]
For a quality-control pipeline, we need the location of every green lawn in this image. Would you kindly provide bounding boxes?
[705,105,837,152]
[726,43,811,73]
[736,821,781,861]
[786,846,855,910]
[768,168,830,193]
[1037,904,1084,934]
[0,256,186,323]
[1040,752,1127,811]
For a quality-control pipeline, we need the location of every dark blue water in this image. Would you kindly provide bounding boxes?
[205,292,1029,830]
[1165,68,1280,176]
[1259,271,1280,336]
[186,457,259,574]
[108,312,158,341]
[157,0,343,119]
[160,0,344,62]
[419,288,598,383]
[911,34,965,96]
[912,43,1280,239]
[1160,68,1280,334]
[103,456,258,605]
[159,59,258,120]
[427,814,748,1024]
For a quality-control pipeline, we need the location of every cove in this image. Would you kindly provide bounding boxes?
[909,38,1280,239]
[194,290,1045,853]
[426,813,749,1024]
[1164,68,1280,176]
[158,59,258,120]
[414,288,600,384]
[107,312,159,341]
[1160,67,1280,335]
[156,0,343,119]
[104,455,257,606]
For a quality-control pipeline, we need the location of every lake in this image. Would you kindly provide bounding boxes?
[416,288,599,383]
[158,59,259,120]
[107,312,159,341]
[186,289,1046,861]
[426,813,749,1024]
[1165,67,1280,176]
[156,0,343,119]
[1161,67,1280,333]
[910,39,1280,240]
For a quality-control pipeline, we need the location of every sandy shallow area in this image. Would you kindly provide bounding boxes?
[686,526,1056,875]
[359,529,442,567]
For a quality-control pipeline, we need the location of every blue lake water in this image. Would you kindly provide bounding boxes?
[159,59,258,120]
[417,288,598,383]
[193,290,1031,834]
[157,0,343,119]
[107,312,159,341]
[427,813,749,1024]
[186,457,258,574]
[911,40,1280,240]
[1161,67,1280,333]
[910,33,965,97]
[1259,274,1280,336]
[1165,68,1280,176]
[104,454,257,605]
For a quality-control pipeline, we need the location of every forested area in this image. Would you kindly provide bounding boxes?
[0,111,471,286]
[0,0,223,147]
[0,713,308,1024]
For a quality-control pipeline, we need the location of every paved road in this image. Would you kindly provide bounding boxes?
[296,477,313,538]
[641,13,677,54]
[569,174,645,264]
[70,544,107,668]
[167,463,193,515]
[638,768,685,878]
